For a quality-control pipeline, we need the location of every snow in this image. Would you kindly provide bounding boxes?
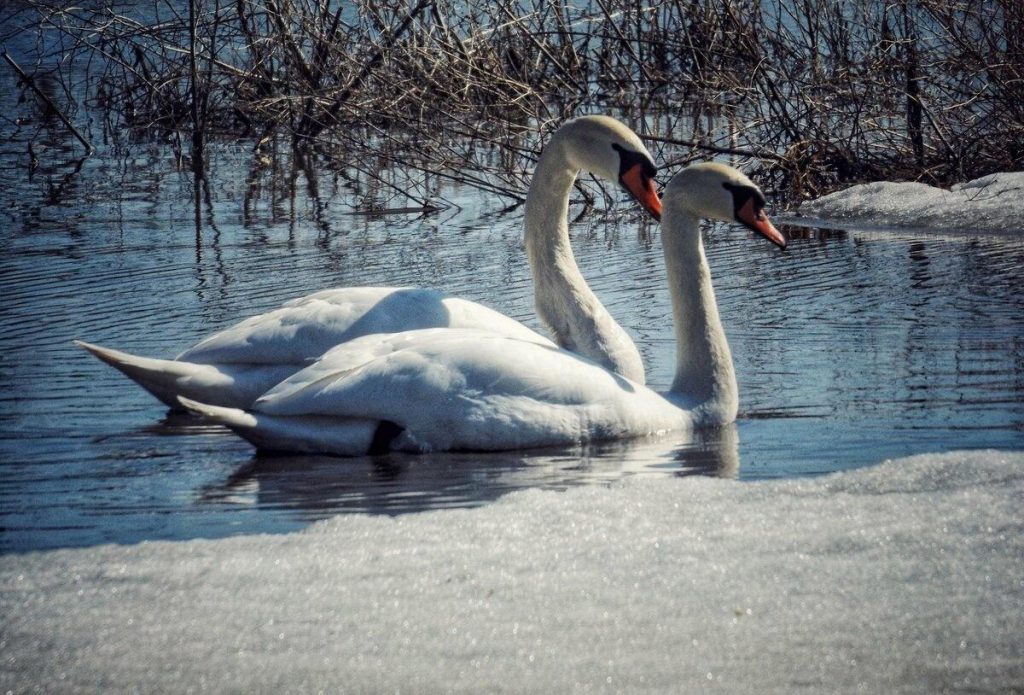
[796,171,1024,231]
[2,450,1022,693]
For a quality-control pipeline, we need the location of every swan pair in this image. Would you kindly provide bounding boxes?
[77,116,785,456]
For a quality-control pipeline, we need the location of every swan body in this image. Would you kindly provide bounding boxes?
[77,116,660,409]
[76,287,552,409]
[184,162,786,455]
[181,328,680,455]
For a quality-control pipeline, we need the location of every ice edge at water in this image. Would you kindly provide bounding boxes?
[794,171,1024,233]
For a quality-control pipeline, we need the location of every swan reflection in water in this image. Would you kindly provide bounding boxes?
[195,426,740,520]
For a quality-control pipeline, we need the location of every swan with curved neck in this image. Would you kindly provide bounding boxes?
[181,162,786,455]
[75,116,660,409]
[525,116,659,384]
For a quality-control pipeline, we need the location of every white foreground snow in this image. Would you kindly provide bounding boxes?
[797,171,1024,231]
[2,450,1022,693]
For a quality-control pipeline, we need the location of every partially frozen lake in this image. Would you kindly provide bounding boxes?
[2,53,1023,695]
[2,131,1023,551]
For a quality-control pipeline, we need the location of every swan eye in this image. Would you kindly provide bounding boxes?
[722,182,766,218]
[612,143,657,180]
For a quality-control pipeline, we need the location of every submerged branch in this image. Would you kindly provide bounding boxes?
[3,50,94,154]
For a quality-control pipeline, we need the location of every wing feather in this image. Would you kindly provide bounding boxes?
[177,287,550,365]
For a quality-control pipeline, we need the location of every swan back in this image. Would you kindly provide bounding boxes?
[250,328,686,452]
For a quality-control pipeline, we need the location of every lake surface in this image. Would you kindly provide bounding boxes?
[2,78,1023,554]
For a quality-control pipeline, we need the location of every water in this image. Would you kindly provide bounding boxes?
[2,77,1023,556]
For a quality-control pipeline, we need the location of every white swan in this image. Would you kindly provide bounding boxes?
[180,162,786,455]
[75,116,661,409]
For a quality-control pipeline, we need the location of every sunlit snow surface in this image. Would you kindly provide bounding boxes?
[797,172,1024,231]
[3,450,1022,693]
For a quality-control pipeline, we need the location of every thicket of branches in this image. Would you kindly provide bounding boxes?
[6,0,1022,207]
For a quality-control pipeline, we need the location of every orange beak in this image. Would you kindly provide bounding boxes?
[736,197,786,249]
[620,163,662,221]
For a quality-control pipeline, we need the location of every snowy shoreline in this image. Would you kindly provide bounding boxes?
[3,449,1021,693]
[794,171,1024,232]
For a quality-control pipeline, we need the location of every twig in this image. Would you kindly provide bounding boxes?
[643,133,784,163]
[3,49,94,154]
[306,0,434,139]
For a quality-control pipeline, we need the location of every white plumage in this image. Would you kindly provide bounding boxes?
[77,116,661,408]
[183,162,786,455]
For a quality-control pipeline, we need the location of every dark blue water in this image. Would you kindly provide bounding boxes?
[2,43,1022,552]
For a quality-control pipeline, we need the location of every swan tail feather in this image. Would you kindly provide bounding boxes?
[74,341,237,411]
[76,340,203,409]
[74,340,264,410]
[177,396,382,456]
[176,397,258,428]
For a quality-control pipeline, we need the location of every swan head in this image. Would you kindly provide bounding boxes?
[553,115,662,220]
[664,162,786,249]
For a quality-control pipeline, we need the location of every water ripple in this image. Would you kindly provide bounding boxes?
[2,136,1024,550]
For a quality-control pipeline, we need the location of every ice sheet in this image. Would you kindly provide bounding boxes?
[2,450,1022,693]
[797,172,1024,231]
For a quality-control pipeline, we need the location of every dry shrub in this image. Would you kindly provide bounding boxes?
[5,0,1021,207]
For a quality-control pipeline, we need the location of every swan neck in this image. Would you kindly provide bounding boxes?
[524,142,576,266]
[662,208,738,424]
[523,139,645,384]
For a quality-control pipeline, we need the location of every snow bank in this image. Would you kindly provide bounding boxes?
[796,172,1024,231]
[2,450,1022,693]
